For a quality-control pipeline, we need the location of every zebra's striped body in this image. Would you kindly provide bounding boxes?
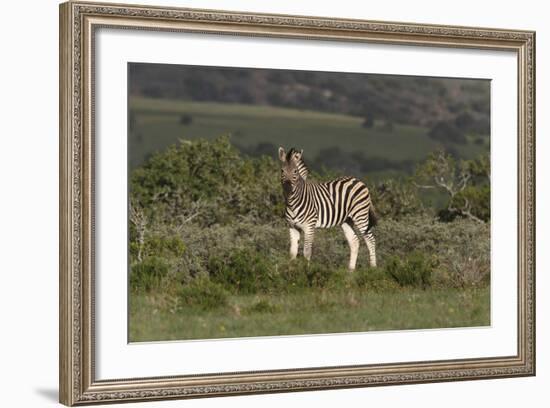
[279,147,377,270]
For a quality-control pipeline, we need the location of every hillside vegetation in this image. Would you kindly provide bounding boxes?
[129,63,490,129]
[129,97,489,175]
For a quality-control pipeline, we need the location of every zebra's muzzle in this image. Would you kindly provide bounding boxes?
[282,180,293,197]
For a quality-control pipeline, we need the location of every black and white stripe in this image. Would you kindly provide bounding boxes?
[279,147,377,270]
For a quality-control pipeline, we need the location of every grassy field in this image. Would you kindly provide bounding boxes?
[129,97,488,171]
[129,286,490,342]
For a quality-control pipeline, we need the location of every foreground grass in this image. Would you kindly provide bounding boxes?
[129,286,490,342]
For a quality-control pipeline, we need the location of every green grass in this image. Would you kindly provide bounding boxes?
[129,97,487,170]
[129,286,490,342]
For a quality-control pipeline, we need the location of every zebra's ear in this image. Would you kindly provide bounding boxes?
[278,147,286,162]
[295,149,303,160]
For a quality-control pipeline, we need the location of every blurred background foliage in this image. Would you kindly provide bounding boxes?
[128,63,490,177]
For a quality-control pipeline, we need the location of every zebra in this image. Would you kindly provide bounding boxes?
[278,147,377,270]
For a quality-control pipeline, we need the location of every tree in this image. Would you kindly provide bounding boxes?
[454,112,474,131]
[414,149,490,222]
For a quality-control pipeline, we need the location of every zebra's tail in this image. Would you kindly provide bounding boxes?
[367,204,378,231]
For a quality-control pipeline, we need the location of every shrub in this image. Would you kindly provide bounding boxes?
[438,228,490,287]
[130,136,283,226]
[306,262,349,288]
[376,215,489,287]
[130,214,489,294]
[208,248,278,294]
[130,256,170,292]
[305,263,346,289]
[276,258,347,291]
[276,259,310,290]
[143,234,186,258]
[178,277,229,310]
[354,266,400,291]
[384,252,435,288]
[370,179,424,220]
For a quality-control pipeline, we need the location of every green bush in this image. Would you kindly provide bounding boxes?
[354,266,400,291]
[384,252,434,288]
[130,136,284,225]
[303,262,347,289]
[208,248,278,294]
[130,256,170,292]
[206,247,349,295]
[438,230,490,288]
[370,179,424,220]
[375,215,489,286]
[144,234,186,258]
[128,214,489,294]
[276,258,348,291]
[178,278,229,310]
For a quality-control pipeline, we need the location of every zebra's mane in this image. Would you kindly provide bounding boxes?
[286,148,310,179]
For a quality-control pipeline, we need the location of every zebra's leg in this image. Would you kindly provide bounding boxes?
[302,225,316,262]
[341,222,360,271]
[352,211,377,268]
[289,227,300,260]
[363,229,377,267]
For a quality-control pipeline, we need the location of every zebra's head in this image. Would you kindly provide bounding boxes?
[278,147,305,197]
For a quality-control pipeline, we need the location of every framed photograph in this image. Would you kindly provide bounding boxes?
[59,1,535,405]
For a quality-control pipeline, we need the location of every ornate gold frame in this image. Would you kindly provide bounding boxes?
[59,1,536,405]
